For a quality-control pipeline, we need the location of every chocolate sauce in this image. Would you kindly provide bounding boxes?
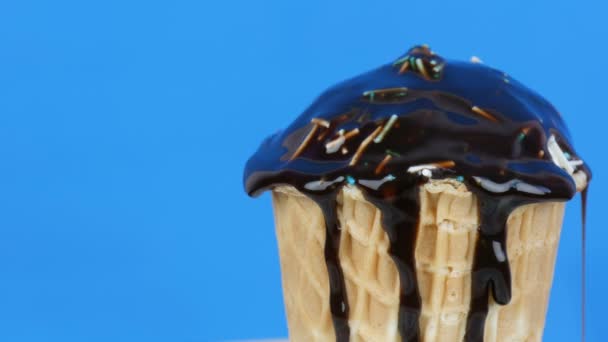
[244,45,591,341]
[307,190,350,342]
[359,175,424,342]
[582,186,588,342]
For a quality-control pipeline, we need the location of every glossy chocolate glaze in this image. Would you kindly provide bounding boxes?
[244,45,591,341]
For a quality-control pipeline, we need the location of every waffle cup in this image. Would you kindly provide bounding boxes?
[271,179,568,342]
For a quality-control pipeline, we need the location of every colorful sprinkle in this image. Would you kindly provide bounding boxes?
[386,149,401,157]
[346,175,356,185]
[456,176,464,182]
[374,114,399,143]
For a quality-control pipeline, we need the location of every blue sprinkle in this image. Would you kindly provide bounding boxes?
[564,152,571,159]
[456,176,464,182]
[346,175,356,185]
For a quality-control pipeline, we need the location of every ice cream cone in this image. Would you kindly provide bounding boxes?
[272,179,567,342]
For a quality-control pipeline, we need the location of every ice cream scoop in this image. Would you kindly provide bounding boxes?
[244,45,590,342]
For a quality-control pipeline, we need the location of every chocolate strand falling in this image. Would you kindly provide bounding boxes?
[307,191,351,342]
[464,190,530,342]
[361,176,423,342]
[581,186,588,342]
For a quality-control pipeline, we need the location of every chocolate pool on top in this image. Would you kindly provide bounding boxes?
[243,45,590,342]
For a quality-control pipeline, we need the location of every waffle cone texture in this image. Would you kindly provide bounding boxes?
[271,180,565,342]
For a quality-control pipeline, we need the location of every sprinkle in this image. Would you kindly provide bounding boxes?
[407,164,437,173]
[343,128,360,140]
[341,147,348,155]
[346,175,356,185]
[471,106,499,122]
[386,149,401,157]
[421,169,432,178]
[374,155,393,175]
[325,135,346,154]
[434,160,456,168]
[358,174,396,190]
[350,125,383,166]
[416,58,431,79]
[547,135,575,174]
[538,150,545,158]
[472,176,551,195]
[570,160,584,167]
[517,132,526,141]
[392,56,409,66]
[399,59,410,74]
[456,176,464,182]
[289,123,319,161]
[407,160,455,174]
[363,90,376,102]
[470,56,483,64]
[311,118,330,128]
[304,176,345,191]
[564,152,571,160]
[374,114,399,143]
[409,57,417,71]
[429,59,437,66]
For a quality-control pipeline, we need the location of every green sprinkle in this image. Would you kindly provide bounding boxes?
[517,132,526,141]
[409,57,417,71]
[456,176,464,182]
[393,55,409,66]
[346,175,356,185]
[370,91,375,102]
[386,149,401,157]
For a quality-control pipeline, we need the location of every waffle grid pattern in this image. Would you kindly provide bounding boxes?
[271,182,565,342]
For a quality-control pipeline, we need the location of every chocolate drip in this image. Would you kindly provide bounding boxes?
[581,186,588,342]
[360,175,423,342]
[464,189,532,342]
[306,191,350,342]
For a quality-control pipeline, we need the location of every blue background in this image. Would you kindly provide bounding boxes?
[0,1,604,341]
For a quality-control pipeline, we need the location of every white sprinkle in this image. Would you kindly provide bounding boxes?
[470,56,483,64]
[492,241,506,262]
[358,174,396,190]
[569,160,584,167]
[374,114,399,143]
[515,181,551,195]
[421,169,432,178]
[341,146,348,155]
[325,135,345,154]
[472,176,551,195]
[547,135,575,174]
[407,164,438,173]
[303,176,345,191]
[415,58,430,79]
